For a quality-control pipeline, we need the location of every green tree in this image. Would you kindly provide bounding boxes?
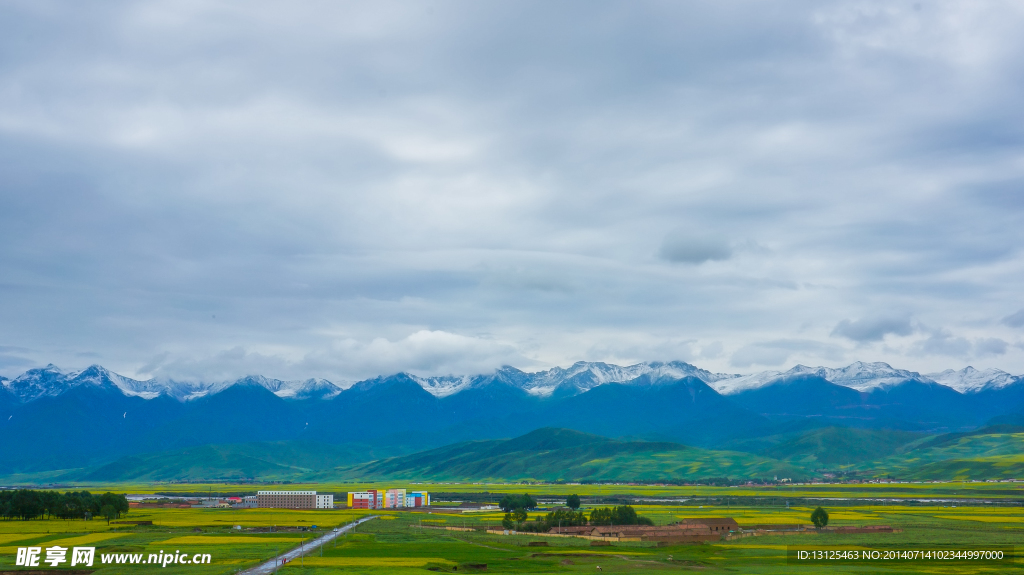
[499,494,537,512]
[501,513,514,530]
[566,494,581,510]
[811,507,829,529]
[499,495,515,512]
[589,505,651,526]
[545,509,587,529]
[588,507,613,525]
[40,491,60,519]
[511,508,528,529]
[98,493,129,519]
[101,505,117,525]
[611,505,637,525]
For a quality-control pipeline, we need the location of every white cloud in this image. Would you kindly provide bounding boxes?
[136,331,526,382]
[1,1,1023,378]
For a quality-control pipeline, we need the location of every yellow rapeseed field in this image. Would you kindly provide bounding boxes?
[286,557,455,567]
[153,536,305,545]
[934,515,1024,523]
[0,532,128,553]
[532,549,643,556]
[124,507,370,527]
[45,533,129,546]
[0,534,41,545]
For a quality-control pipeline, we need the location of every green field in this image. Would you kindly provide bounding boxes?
[0,483,1021,574]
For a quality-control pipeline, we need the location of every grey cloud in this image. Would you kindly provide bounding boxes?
[0,352,36,373]
[696,341,724,360]
[910,331,1007,358]
[913,331,972,357]
[975,338,1008,356]
[1002,310,1024,328]
[1,1,1023,378]
[831,314,914,342]
[730,339,845,368]
[659,235,732,264]
[138,331,527,383]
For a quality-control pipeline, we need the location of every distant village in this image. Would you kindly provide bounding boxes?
[128,489,430,510]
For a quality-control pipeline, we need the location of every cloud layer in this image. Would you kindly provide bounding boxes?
[1,1,1023,381]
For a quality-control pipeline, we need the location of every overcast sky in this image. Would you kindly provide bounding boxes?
[1,1,1023,382]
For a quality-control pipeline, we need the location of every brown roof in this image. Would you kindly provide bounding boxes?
[680,518,739,526]
[590,524,712,536]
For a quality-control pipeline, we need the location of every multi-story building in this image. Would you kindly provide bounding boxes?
[347,490,380,509]
[256,491,333,509]
[384,488,406,509]
[346,489,429,509]
[405,491,430,507]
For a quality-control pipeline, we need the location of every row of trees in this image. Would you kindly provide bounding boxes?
[587,505,654,526]
[498,493,538,512]
[500,497,652,532]
[498,493,580,513]
[0,490,129,523]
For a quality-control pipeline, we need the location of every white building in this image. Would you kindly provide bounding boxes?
[256,491,334,509]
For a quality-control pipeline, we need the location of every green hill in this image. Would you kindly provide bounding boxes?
[722,427,925,466]
[64,441,378,482]
[864,431,1024,480]
[326,428,808,482]
[12,426,1022,484]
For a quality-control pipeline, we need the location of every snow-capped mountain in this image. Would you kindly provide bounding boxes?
[787,361,929,392]
[408,374,477,398]
[4,364,81,402]
[279,378,344,400]
[403,361,736,398]
[515,360,735,397]
[707,370,787,394]
[925,367,1020,393]
[0,365,344,403]
[708,361,935,394]
[3,360,1020,403]
[72,365,191,400]
[178,375,344,401]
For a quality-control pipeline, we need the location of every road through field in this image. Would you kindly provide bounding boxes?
[238,515,377,575]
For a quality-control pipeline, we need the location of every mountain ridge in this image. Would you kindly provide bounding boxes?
[3,361,1020,405]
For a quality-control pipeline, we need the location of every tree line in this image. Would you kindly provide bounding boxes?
[499,493,652,532]
[0,489,129,522]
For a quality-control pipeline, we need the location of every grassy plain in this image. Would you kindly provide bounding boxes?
[281,507,1022,574]
[72,479,1024,502]
[0,482,1020,574]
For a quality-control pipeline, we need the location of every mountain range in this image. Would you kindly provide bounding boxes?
[1,360,1023,478]
[3,360,1020,404]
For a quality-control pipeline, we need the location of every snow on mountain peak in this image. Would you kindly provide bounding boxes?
[709,361,935,394]
[507,360,735,398]
[4,360,1020,403]
[4,364,78,402]
[788,361,928,391]
[208,375,343,400]
[408,374,476,398]
[925,366,1019,393]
